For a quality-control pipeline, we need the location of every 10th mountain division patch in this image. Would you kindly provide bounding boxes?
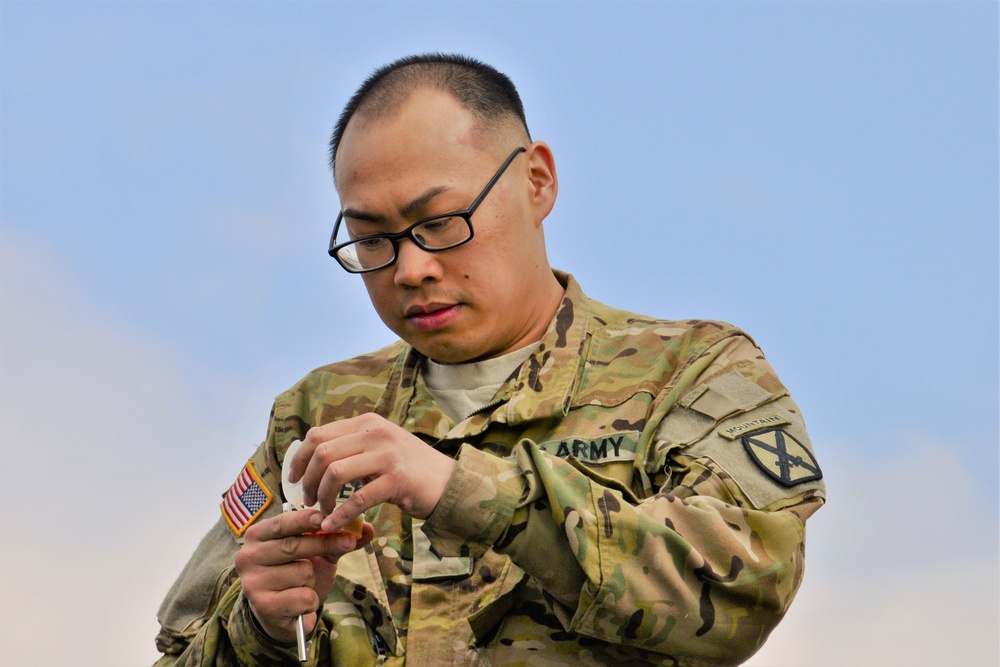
[741,428,822,487]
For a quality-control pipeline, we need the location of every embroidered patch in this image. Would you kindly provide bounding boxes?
[536,431,639,463]
[741,428,822,487]
[221,460,274,536]
[719,414,792,440]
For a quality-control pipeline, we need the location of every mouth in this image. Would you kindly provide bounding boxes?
[404,302,462,331]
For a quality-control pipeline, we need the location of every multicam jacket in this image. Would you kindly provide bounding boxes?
[155,273,824,666]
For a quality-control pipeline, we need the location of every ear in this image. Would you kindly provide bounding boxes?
[524,141,558,226]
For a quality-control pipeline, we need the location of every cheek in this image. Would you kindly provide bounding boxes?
[478,211,535,266]
[361,276,396,319]
[360,275,380,301]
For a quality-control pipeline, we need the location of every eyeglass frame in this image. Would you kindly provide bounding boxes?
[328,146,527,273]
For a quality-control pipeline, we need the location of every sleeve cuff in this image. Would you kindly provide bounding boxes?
[421,443,525,558]
[229,591,306,666]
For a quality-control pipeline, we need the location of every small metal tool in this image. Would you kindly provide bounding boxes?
[282,501,309,662]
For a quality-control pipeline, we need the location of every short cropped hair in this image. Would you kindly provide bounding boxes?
[329,53,530,176]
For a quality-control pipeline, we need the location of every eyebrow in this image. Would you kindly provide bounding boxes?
[342,185,451,225]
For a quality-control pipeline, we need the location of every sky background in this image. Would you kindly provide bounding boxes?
[1,1,997,665]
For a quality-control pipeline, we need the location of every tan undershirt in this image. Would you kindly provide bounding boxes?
[422,344,539,422]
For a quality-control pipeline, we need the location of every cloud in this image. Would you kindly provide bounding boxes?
[746,441,999,666]
[0,230,264,666]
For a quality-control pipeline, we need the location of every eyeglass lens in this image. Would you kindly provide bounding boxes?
[335,215,472,272]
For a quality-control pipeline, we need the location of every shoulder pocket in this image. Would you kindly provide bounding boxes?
[684,397,825,509]
[156,518,239,648]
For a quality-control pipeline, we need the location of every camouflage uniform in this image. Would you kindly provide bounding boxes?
[155,272,824,666]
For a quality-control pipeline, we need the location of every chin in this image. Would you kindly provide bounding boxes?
[411,337,476,364]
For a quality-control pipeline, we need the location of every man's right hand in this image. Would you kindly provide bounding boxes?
[234,509,374,643]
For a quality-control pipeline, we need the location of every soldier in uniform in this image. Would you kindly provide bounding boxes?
[154,53,825,666]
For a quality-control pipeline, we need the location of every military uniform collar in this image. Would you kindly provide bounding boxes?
[375,271,590,437]
[497,271,589,424]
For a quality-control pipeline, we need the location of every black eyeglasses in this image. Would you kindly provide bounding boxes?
[328,146,527,273]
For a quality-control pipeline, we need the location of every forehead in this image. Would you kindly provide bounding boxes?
[335,89,493,194]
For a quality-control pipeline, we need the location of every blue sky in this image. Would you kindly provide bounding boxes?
[1,2,997,665]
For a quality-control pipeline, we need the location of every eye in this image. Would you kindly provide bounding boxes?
[355,236,389,254]
[414,216,470,249]
[420,217,454,233]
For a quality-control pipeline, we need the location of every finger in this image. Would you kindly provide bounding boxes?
[310,555,339,602]
[245,509,324,544]
[310,521,376,599]
[320,478,392,533]
[285,440,312,485]
[252,588,314,619]
[288,422,357,484]
[300,431,369,508]
[314,450,381,516]
[243,558,318,594]
[244,516,360,564]
[287,426,327,483]
[358,520,376,547]
[242,532,359,572]
[249,587,322,638]
[239,531,364,610]
[296,414,389,498]
[270,531,360,563]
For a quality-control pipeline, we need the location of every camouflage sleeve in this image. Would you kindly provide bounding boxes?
[153,518,241,663]
[423,335,824,664]
[228,590,308,665]
[152,576,307,667]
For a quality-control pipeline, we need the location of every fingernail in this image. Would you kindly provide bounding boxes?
[309,512,323,528]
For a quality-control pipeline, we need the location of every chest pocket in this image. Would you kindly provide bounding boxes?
[333,548,401,657]
[412,519,473,581]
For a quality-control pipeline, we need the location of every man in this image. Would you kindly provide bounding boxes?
[155,53,825,666]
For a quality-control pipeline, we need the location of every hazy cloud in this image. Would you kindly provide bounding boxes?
[747,442,999,666]
[0,231,263,666]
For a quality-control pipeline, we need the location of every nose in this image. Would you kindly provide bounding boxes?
[392,237,442,287]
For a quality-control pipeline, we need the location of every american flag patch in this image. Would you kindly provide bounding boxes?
[221,460,274,537]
